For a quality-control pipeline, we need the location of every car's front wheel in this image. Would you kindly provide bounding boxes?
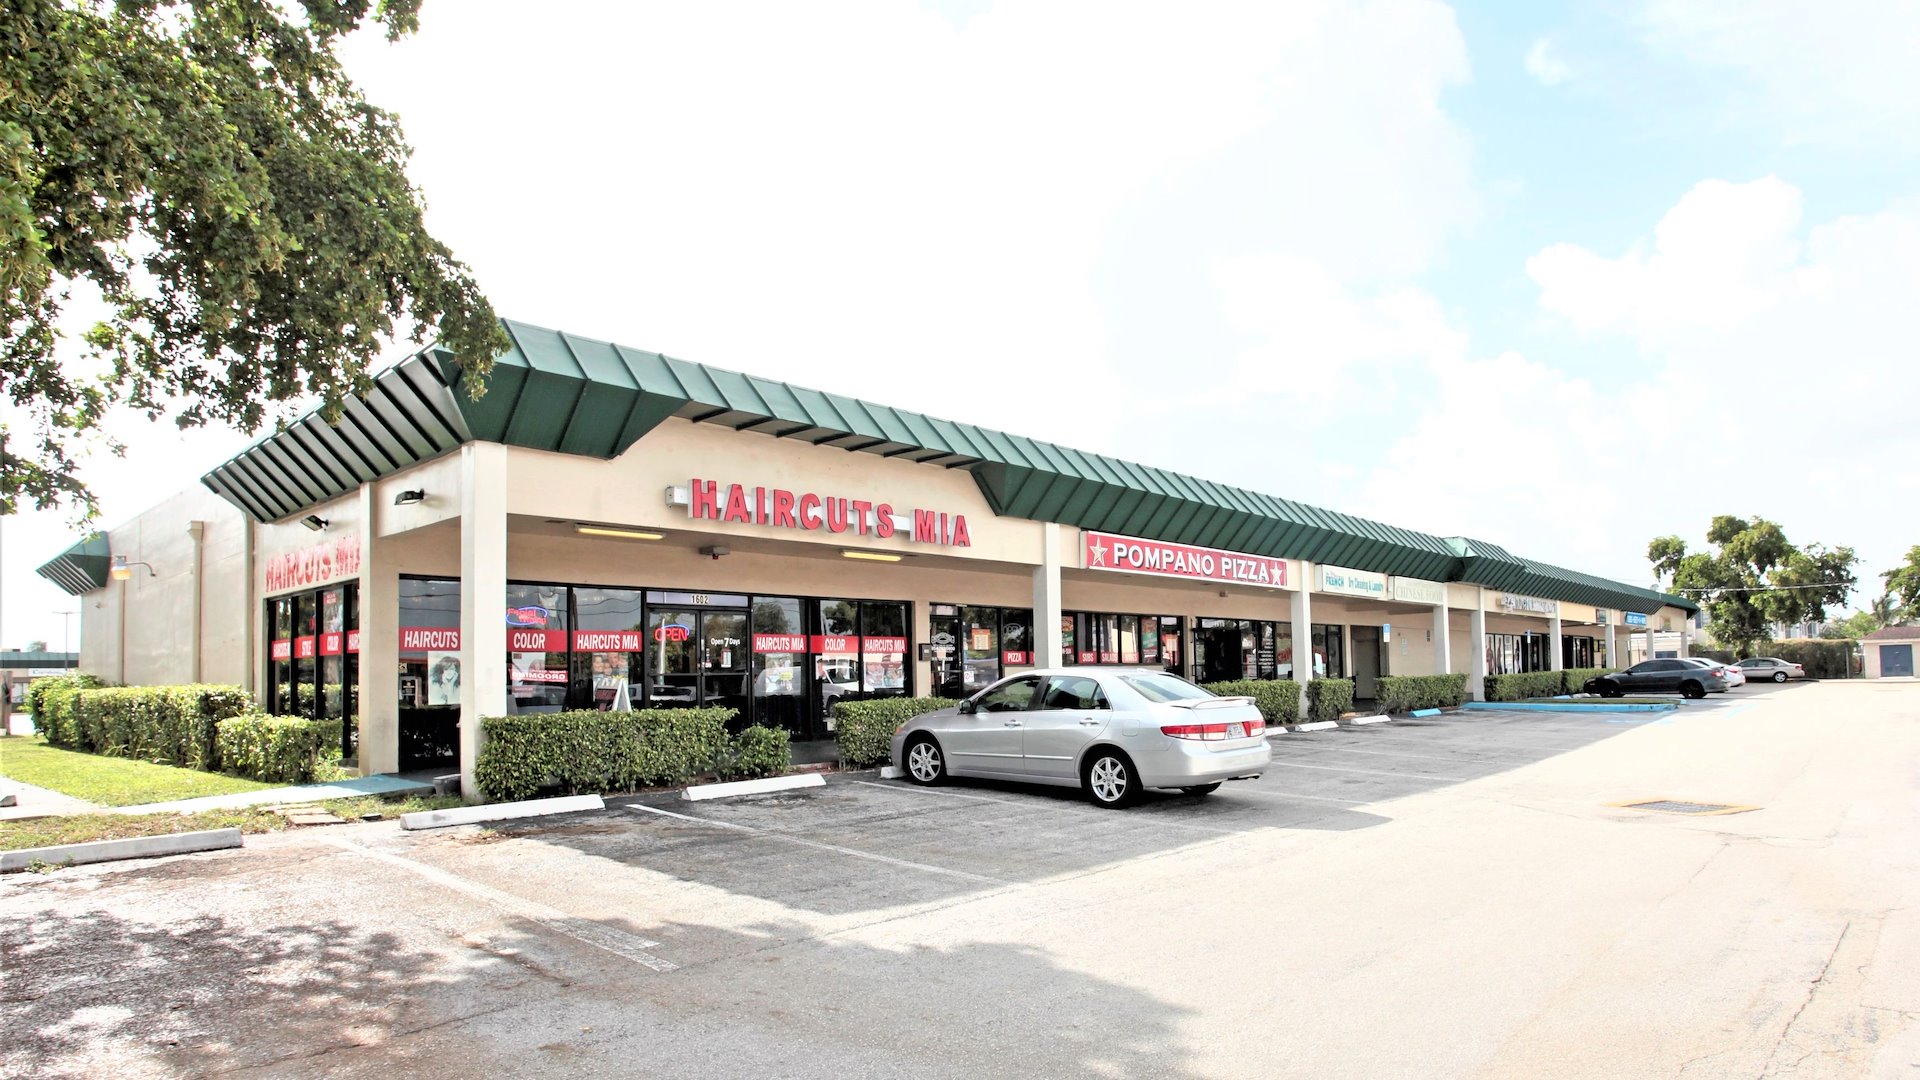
[1773,671,1788,683]
[1181,783,1222,797]
[1602,683,1625,699]
[1084,749,1142,808]
[903,736,947,786]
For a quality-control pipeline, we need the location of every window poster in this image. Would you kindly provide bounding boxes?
[427,652,461,705]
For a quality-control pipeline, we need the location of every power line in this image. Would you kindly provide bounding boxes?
[1667,582,1853,595]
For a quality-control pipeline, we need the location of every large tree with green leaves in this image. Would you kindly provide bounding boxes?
[1882,546,1920,619]
[1,0,506,515]
[1648,516,1858,653]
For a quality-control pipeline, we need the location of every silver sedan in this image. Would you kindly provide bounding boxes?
[889,668,1272,808]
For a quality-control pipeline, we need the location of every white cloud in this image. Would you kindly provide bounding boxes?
[4,1,1484,650]
[1637,0,1920,147]
[1357,177,1920,594]
[1525,38,1570,86]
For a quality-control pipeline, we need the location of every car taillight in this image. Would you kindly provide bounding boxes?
[1162,724,1229,740]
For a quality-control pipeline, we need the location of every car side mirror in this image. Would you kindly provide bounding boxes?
[959,700,977,715]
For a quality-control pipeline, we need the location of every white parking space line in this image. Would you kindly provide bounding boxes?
[626,803,1017,886]
[850,780,1243,834]
[1264,760,1473,783]
[1278,743,1542,767]
[1220,786,1368,805]
[325,835,678,972]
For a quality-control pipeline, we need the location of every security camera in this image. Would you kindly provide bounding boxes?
[699,545,729,560]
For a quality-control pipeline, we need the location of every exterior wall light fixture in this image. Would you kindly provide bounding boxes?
[110,555,156,581]
[393,489,426,506]
[300,515,328,531]
[576,525,666,541]
[842,550,902,563]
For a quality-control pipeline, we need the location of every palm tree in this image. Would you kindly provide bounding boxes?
[1870,593,1904,628]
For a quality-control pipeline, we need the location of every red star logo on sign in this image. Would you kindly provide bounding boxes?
[1271,560,1287,585]
[1089,538,1109,566]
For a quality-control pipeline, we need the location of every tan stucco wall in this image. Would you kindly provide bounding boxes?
[78,485,251,688]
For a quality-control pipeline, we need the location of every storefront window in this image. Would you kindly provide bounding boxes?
[645,607,701,706]
[269,597,295,714]
[1311,624,1345,679]
[506,583,570,714]
[1487,632,1555,674]
[572,586,645,710]
[398,577,461,769]
[1191,618,1281,682]
[1065,610,1182,669]
[751,596,806,734]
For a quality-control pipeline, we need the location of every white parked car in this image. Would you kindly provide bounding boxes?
[889,669,1271,807]
[1735,656,1806,683]
[1681,657,1743,687]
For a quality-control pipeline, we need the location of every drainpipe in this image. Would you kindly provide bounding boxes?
[188,521,206,683]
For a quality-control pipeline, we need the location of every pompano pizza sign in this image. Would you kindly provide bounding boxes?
[1082,531,1291,590]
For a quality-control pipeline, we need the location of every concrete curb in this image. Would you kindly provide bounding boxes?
[0,828,243,873]
[1459,701,1679,714]
[683,774,825,801]
[878,766,903,779]
[1347,715,1390,725]
[1293,720,1339,732]
[400,794,604,830]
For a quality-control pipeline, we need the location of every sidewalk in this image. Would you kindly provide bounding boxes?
[0,777,98,822]
[107,774,437,816]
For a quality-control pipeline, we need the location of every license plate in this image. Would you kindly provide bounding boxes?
[1227,722,1245,738]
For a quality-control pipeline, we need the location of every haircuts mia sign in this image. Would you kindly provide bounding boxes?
[265,535,362,593]
[676,478,971,547]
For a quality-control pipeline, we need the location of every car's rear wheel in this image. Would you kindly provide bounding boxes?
[904,736,947,786]
[1681,681,1706,700]
[1181,783,1222,797]
[1084,749,1141,809]
[1773,671,1788,683]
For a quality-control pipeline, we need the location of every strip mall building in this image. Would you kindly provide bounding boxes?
[38,321,1697,796]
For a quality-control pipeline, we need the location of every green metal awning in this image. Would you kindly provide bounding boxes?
[197,318,1696,614]
[36,534,112,596]
[1451,536,1693,615]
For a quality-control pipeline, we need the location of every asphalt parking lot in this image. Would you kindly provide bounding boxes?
[5,679,1916,1079]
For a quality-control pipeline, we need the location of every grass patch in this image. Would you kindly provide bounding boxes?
[0,737,278,806]
[0,794,465,854]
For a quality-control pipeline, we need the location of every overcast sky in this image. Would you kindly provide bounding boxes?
[6,0,1918,651]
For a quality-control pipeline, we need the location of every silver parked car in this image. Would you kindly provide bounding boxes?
[1682,656,1744,687]
[1735,656,1806,682]
[890,668,1272,808]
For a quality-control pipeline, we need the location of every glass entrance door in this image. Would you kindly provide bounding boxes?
[699,611,750,729]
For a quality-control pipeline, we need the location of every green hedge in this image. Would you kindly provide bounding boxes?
[215,713,330,784]
[720,726,792,781]
[1374,674,1470,713]
[474,707,734,801]
[1198,679,1301,727]
[1563,667,1618,695]
[25,672,104,737]
[38,682,255,769]
[1307,678,1355,723]
[832,696,959,768]
[1484,671,1565,702]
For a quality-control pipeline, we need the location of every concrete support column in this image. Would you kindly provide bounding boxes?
[1033,523,1064,668]
[1603,616,1617,668]
[459,443,509,802]
[1433,600,1451,675]
[1469,588,1488,701]
[1549,612,1564,672]
[1643,623,1656,664]
[357,484,400,776]
[911,601,933,696]
[1678,621,1690,658]
[1290,564,1314,716]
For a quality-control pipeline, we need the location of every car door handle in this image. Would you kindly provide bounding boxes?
[1078,718,1101,726]
[1003,720,1022,727]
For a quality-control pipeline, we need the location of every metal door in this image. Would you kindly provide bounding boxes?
[1884,645,1914,678]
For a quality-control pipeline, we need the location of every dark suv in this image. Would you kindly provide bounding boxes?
[1584,659,1732,700]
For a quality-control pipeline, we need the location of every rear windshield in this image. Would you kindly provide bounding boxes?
[1119,673,1216,703]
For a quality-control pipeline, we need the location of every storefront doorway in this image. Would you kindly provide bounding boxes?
[645,607,750,725]
[1350,625,1383,700]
